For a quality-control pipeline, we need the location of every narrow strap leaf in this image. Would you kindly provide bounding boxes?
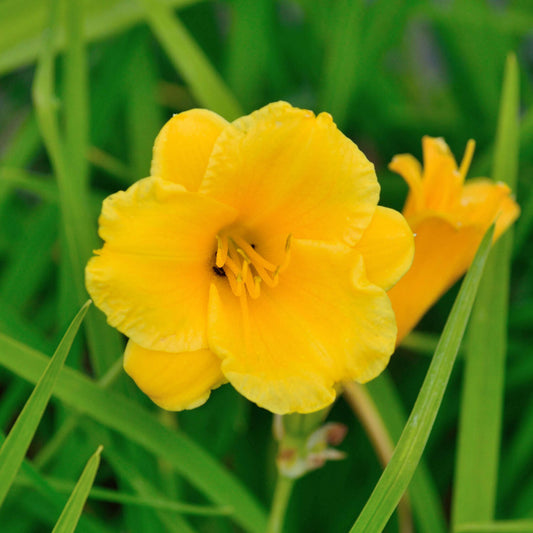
[138,0,243,120]
[452,53,519,528]
[0,301,90,507]
[51,446,103,533]
[349,225,494,533]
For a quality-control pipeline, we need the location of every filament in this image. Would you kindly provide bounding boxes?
[214,232,292,298]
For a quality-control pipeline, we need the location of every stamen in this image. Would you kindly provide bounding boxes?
[241,257,250,282]
[233,235,277,271]
[224,256,241,277]
[235,273,245,296]
[213,232,291,297]
[244,271,262,299]
[277,234,292,273]
[459,139,476,181]
[215,234,229,268]
[226,269,243,297]
[251,261,279,288]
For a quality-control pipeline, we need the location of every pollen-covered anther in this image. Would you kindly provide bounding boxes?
[214,232,292,298]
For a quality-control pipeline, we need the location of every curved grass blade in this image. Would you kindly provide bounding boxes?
[51,446,102,533]
[0,0,199,76]
[138,0,243,120]
[0,301,90,507]
[1,434,112,533]
[33,0,122,376]
[349,225,495,533]
[35,476,231,517]
[0,335,267,533]
[452,53,519,529]
[364,373,448,533]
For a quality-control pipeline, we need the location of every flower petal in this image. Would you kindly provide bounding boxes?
[207,239,396,414]
[124,340,225,410]
[86,177,237,352]
[354,206,414,290]
[387,216,483,344]
[151,109,228,191]
[421,136,463,210]
[389,153,423,216]
[458,179,520,238]
[200,101,379,246]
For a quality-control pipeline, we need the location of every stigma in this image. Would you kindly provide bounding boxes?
[214,232,292,298]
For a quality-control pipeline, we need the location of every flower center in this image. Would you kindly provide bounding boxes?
[213,232,292,298]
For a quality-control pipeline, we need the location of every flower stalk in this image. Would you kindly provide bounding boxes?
[266,474,295,533]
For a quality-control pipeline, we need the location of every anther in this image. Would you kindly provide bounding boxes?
[233,235,276,271]
[215,234,229,268]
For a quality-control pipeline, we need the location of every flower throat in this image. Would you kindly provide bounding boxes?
[213,233,292,298]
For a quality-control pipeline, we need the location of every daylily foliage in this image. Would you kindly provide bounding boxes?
[86,102,414,414]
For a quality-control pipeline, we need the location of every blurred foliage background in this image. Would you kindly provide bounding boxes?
[0,0,532,532]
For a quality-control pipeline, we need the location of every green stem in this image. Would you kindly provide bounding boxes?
[266,474,295,533]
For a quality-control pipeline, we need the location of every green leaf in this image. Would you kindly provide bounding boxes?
[99,443,198,533]
[320,0,414,127]
[138,0,243,120]
[39,475,232,517]
[0,0,199,76]
[365,373,447,533]
[125,30,163,179]
[492,53,520,190]
[452,53,519,528]
[0,430,112,533]
[51,446,103,533]
[430,1,509,135]
[0,203,58,309]
[0,301,90,507]
[456,521,533,533]
[319,0,363,127]
[226,0,274,111]
[349,225,495,533]
[64,0,89,190]
[0,334,267,533]
[0,298,53,354]
[32,0,122,376]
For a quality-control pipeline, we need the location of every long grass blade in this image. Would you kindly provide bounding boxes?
[32,0,122,375]
[138,0,243,120]
[0,301,90,507]
[100,443,197,533]
[64,0,89,189]
[364,373,448,533]
[452,53,519,528]
[51,446,103,533]
[319,0,363,127]
[349,225,495,533]
[456,522,533,533]
[23,475,231,517]
[0,431,113,533]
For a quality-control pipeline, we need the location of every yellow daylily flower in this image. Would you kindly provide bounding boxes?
[388,136,520,344]
[86,102,414,414]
